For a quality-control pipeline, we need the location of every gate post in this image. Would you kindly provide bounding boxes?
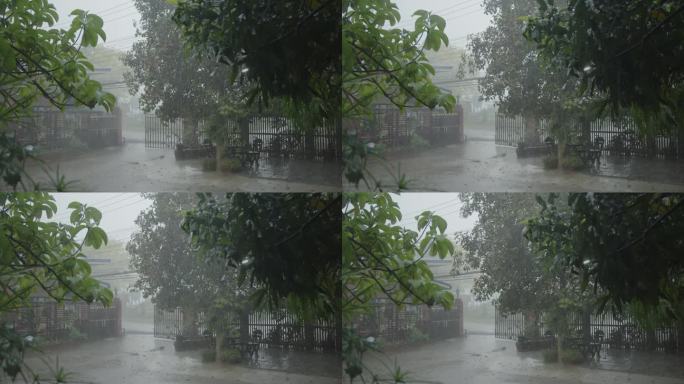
[115,298,123,337]
[455,298,464,337]
[304,322,315,351]
[239,308,250,343]
[239,117,250,148]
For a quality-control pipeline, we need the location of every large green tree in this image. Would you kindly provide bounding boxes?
[124,0,240,145]
[0,1,115,188]
[466,0,572,144]
[182,193,342,321]
[127,194,224,333]
[342,192,456,382]
[457,193,555,315]
[0,193,112,381]
[171,0,340,119]
[343,1,457,188]
[525,193,684,322]
[128,193,246,358]
[525,0,684,137]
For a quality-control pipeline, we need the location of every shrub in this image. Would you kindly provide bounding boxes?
[219,158,242,173]
[201,350,216,363]
[560,349,585,365]
[408,328,429,343]
[68,327,87,341]
[560,155,585,171]
[220,348,241,364]
[542,155,559,169]
[409,134,430,150]
[202,158,217,171]
[542,349,558,363]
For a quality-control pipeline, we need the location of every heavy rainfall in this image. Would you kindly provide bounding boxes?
[1,192,342,383]
[1,0,684,384]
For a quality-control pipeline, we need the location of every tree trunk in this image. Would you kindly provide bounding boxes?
[239,117,250,148]
[182,309,198,337]
[557,141,567,168]
[182,118,199,146]
[524,115,539,145]
[215,328,224,359]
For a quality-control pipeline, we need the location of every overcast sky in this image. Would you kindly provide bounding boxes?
[50,193,152,243]
[51,0,140,51]
[395,0,490,48]
[48,0,489,52]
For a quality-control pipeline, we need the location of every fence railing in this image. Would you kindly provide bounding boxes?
[145,115,341,162]
[9,107,123,150]
[1,297,123,342]
[154,306,340,352]
[353,298,464,344]
[349,105,464,149]
[495,114,681,160]
[494,306,682,353]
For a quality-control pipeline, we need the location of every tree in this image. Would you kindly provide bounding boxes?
[524,0,684,135]
[343,0,456,187]
[343,1,455,117]
[525,193,684,322]
[171,0,340,119]
[182,193,342,321]
[0,193,112,381]
[0,1,115,188]
[123,0,239,145]
[466,0,571,144]
[127,193,224,335]
[458,192,598,362]
[457,193,556,315]
[342,193,455,382]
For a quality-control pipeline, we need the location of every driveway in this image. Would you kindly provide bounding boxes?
[363,335,684,384]
[352,139,684,192]
[22,334,341,384]
[7,142,341,192]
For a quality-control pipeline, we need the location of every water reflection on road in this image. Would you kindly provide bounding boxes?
[23,334,340,384]
[364,334,684,384]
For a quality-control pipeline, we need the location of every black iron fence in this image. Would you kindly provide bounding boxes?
[495,306,682,353]
[495,114,681,160]
[353,298,464,344]
[154,306,340,352]
[145,115,341,162]
[348,104,464,149]
[9,107,123,150]
[1,297,123,342]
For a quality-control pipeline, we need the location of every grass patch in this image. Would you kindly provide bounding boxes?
[560,155,586,171]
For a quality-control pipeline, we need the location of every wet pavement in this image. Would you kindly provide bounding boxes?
[364,334,684,384]
[353,135,684,192]
[7,141,341,192]
[22,334,341,384]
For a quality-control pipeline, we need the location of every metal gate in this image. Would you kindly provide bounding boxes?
[154,306,340,352]
[144,115,211,149]
[144,115,341,162]
[495,114,681,160]
[495,306,682,352]
[354,298,464,344]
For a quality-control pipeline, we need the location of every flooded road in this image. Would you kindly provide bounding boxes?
[356,139,684,192]
[364,335,684,384]
[10,142,341,192]
[23,334,341,384]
